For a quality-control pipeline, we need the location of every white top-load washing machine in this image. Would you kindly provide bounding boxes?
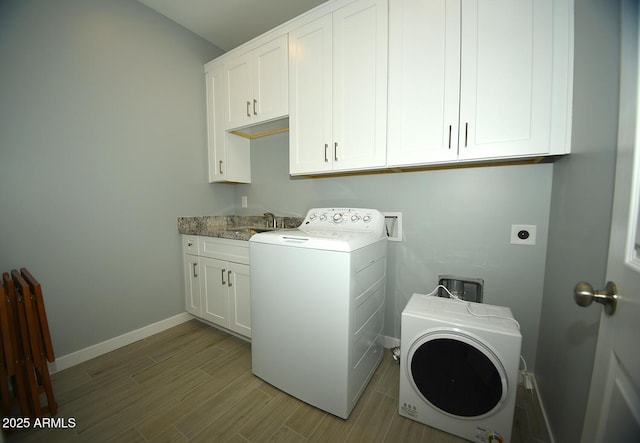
[249,208,387,419]
[400,293,522,443]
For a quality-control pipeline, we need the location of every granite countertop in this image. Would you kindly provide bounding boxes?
[177,215,304,241]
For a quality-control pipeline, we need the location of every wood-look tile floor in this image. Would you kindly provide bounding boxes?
[6,320,551,442]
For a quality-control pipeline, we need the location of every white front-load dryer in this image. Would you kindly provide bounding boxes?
[400,294,522,443]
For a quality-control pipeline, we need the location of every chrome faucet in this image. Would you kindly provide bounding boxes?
[264,212,276,229]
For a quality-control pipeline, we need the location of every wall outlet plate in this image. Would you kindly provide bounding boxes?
[511,224,536,245]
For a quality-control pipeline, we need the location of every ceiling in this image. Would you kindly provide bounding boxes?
[137,0,328,52]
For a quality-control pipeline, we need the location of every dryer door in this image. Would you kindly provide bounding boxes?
[407,331,508,418]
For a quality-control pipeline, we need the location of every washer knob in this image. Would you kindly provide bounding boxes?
[333,212,343,223]
[351,214,360,222]
[309,213,317,221]
[362,215,371,223]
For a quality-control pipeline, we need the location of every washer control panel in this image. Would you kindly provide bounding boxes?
[301,208,385,234]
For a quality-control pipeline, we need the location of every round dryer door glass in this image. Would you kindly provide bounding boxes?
[408,332,507,418]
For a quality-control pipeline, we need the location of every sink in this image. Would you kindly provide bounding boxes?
[250,227,275,233]
[227,227,276,236]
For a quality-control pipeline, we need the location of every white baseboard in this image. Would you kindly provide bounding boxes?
[530,373,556,443]
[48,312,192,374]
[383,335,400,349]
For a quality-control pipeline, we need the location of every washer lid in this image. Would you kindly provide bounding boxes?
[249,228,384,252]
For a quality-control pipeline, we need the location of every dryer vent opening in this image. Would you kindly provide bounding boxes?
[438,275,484,303]
[410,338,503,417]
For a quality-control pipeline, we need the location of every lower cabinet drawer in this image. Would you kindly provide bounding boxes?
[199,237,249,264]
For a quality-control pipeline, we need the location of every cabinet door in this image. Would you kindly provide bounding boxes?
[458,0,553,159]
[387,0,460,166]
[206,63,251,183]
[253,35,289,124]
[224,53,253,130]
[227,263,251,338]
[289,14,334,175]
[332,0,388,171]
[225,36,288,130]
[200,257,229,328]
[183,254,201,317]
[206,63,226,182]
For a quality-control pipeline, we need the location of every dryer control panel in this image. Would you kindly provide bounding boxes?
[301,208,385,235]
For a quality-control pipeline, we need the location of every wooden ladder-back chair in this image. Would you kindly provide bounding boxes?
[10,270,57,417]
[1,272,32,417]
[19,268,56,413]
[0,285,13,416]
[20,269,54,364]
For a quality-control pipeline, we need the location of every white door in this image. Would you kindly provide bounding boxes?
[458,0,553,160]
[253,35,288,123]
[206,63,226,183]
[579,1,640,440]
[200,257,229,328]
[289,14,333,175]
[183,254,201,317]
[206,62,251,184]
[332,0,388,171]
[227,262,251,338]
[224,53,252,130]
[386,0,460,166]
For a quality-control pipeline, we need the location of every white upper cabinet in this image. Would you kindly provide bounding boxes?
[224,35,289,130]
[205,62,251,183]
[289,15,333,174]
[459,0,554,159]
[387,0,460,165]
[387,0,572,167]
[289,0,388,175]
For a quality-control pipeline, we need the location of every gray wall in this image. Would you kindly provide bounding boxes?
[0,0,231,356]
[235,133,553,369]
[535,0,620,442]
[0,3,620,440]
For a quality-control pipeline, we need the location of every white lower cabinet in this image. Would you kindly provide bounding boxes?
[200,257,251,338]
[182,235,251,338]
[183,235,202,317]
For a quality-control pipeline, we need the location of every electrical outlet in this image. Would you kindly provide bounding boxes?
[511,224,536,245]
[241,196,248,208]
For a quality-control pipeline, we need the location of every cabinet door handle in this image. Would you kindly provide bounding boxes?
[464,122,468,147]
[448,125,452,149]
[221,269,226,285]
[246,101,251,117]
[334,142,338,161]
[192,263,198,278]
[324,144,329,162]
[227,270,232,287]
[253,99,257,115]
[219,160,223,174]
